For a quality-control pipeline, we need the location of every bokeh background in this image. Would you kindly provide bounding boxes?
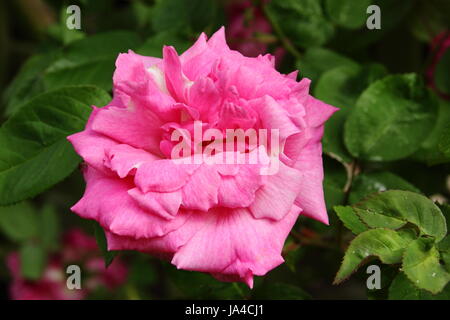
[0,0,449,300]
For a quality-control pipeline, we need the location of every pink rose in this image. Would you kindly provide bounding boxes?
[6,229,128,300]
[68,28,336,287]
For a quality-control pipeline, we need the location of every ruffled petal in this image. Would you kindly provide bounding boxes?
[113,51,178,122]
[180,32,208,63]
[105,210,205,255]
[113,50,160,86]
[188,77,221,119]
[207,27,229,54]
[134,160,198,193]
[90,106,163,156]
[128,187,182,220]
[71,167,187,238]
[250,95,301,142]
[67,107,118,172]
[104,144,160,178]
[292,126,329,224]
[218,164,263,208]
[180,164,221,211]
[172,205,302,288]
[249,159,302,220]
[304,95,338,128]
[163,46,191,103]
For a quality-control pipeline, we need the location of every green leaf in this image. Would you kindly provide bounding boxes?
[389,272,450,300]
[325,0,372,29]
[152,0,221,33]
[43,31,142,91]
[40,205,60,250]
[323,158,348,210]
[296,47,357,84]
[327,0,413,51]
[136,31,191,58]
[3,32,135,116]
[352,190,447,241]
[438,203,450,226]
[316,64,387,110]
[20,242,46,280]
[335,228,415,283]
[402,238,450,294]
[366,265,399,300]
[317,63,387,163]
[412,98,450,164]
[321,103,352,164]
[334,206,368,235]
[436,234,450,273]
[3,50,61,116]
[437,235,450,253]
[344,74,439,161]
[93,221,117,268]
[0,202,38,242]
[266,0,334,49]
[438,125,450,160]
[435,49,450,95]
[349,171,419,204]
[0,86,111,205]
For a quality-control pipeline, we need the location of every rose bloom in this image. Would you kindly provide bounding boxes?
[68,28,336,287]
[6,229,127,300]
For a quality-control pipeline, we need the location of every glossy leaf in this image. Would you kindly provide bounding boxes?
[152,0,221,33]
[412,98,450,164]
[325,0,372,29]
[317,64,387,163]
[335,228,415,283]
[438,125,450,160]
[296,47,357,84]
[389,272,450,300]
[344,74,438,161]
[437,234,450,273]
[334,206,368,235]
[43,31,142,91]
[137,31,191,58]
[3,50,61,116]
[352,190,447,241]
[349,171,419,204]
[323,159,347,210]
[402,238,450,294]
[266,0,334,48]
[0,86,111,205]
